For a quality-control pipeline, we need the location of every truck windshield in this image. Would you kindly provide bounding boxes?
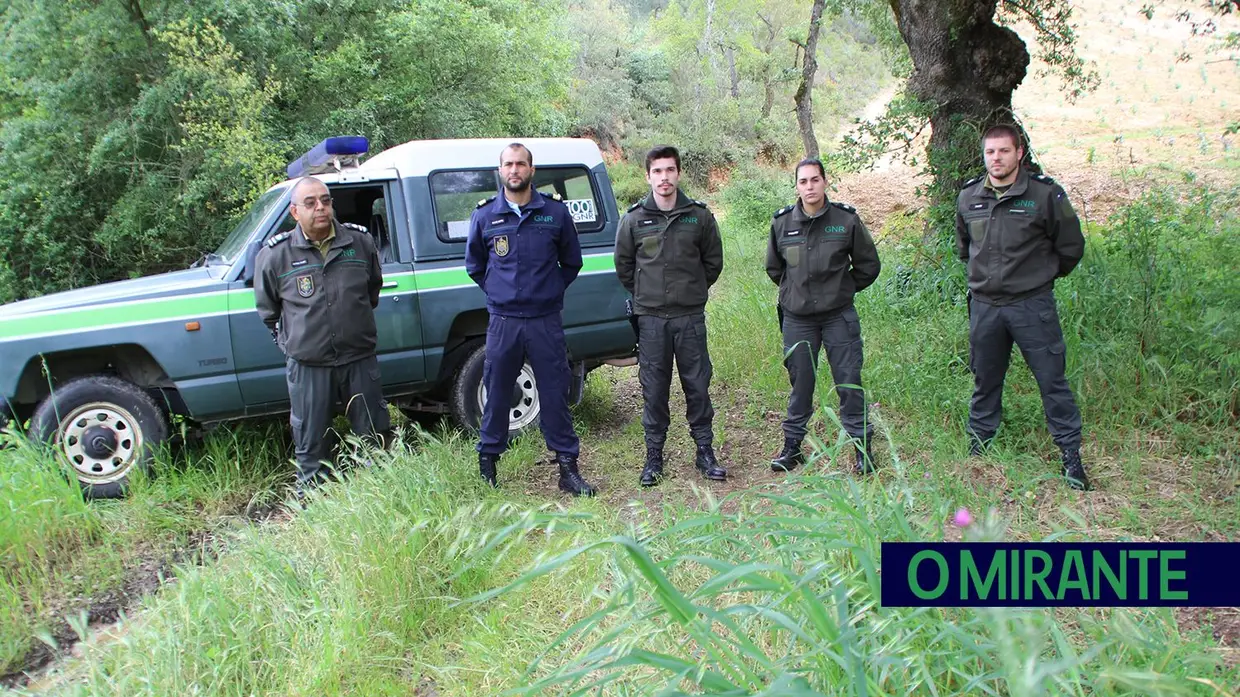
[210,186,290,265]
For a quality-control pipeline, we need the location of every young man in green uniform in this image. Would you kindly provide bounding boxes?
[955,125,1091,490]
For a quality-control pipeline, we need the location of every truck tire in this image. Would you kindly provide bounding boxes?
[29,375,170,499]
[450,343,541,440]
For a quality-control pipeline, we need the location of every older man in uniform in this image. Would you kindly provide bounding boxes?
[615,145,726,487]
[956,124,1090,490]
[465,142,596,497]
[766,158,881,474]
[255,176,391,497]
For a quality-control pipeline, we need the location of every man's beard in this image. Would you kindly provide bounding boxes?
[504,175,531,192]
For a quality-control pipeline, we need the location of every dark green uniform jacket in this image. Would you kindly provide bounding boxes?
[255,221,383,366]
[955,169,1085,306]
[614,190,724,318]
[765,199,881,317]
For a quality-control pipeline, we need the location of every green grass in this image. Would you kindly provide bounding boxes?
[3,170,1238,695]
[0,421,289,675]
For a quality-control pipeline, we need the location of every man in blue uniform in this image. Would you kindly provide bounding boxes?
[464,142,597,496]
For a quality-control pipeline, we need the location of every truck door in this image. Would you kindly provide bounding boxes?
[228,181,425,412]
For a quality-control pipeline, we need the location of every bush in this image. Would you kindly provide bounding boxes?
[607,159,651,210]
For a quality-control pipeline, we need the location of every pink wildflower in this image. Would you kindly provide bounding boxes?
[952,508,973,528]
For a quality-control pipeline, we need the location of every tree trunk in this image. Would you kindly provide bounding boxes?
[727,45,740,99]
[888,0,1030,196]
[695,0,719,117]
[795,0,825,158]
[757,12,777,119]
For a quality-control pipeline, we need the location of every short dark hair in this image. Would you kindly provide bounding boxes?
[645,145,680,172]
[501,142,532,166]
[794,158,826,180]
[981,124,1022,150]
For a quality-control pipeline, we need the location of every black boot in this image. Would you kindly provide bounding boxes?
[557,453,597,497]
[478,452,499,488]
[639,448,664,487]
[855,443,877,475]
[771,438,804,472]
[969,433,994,457]
[695,443,727,481]
[1061,448,1091,491]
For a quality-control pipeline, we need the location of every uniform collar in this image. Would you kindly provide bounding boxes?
[982,168,1030,199]
[792,198,831,223]
[491,188,547,215]
[640,189,693,214]
[292,221,348,249]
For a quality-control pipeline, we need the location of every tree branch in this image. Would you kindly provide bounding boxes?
[117,0,152,36]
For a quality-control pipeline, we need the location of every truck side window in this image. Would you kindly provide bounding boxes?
[430,166,605,243]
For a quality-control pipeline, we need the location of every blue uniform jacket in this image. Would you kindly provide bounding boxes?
[465,189,584,318]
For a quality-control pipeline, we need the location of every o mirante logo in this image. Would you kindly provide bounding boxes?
[880,543,1229,607]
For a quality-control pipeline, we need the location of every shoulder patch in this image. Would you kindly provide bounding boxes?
[773,205,794,219]
[830,201,856,213]
[961,174,984,189]
[476,196,496,209]
[341,222,368,233]
[1031,173,1057,186]
[265,231,291,248]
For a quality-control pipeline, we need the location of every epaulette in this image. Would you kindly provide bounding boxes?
[628,200,643,212]
[961,174,984,189]
[548,192,563,202]
[341,222,368,233]
[773,205,794,219]
[476,196,496,209]
[692,199,709,209]
[1031,173,1057,186]
[265,231,291,248]
[830,201,856,213]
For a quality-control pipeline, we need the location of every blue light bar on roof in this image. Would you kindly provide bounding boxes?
[286,136,370,178]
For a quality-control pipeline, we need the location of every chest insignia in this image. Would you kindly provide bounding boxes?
[296,275,315,298]
[494,235,510,257]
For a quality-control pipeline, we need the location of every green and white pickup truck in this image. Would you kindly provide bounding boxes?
[0,136,637,497]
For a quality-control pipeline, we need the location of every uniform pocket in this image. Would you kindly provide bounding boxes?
[639,234,660,257]
[783,245,802,267]
[968,218,986,241]
[843,307,861,333]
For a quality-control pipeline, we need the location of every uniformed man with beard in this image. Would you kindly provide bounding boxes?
[956,124,1090,490]
[465,142,596,497]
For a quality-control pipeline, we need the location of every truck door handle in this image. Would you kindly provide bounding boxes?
[382,281,398,288]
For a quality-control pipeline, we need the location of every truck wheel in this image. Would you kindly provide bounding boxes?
[29,376,170,499]
[450,343,541,439]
